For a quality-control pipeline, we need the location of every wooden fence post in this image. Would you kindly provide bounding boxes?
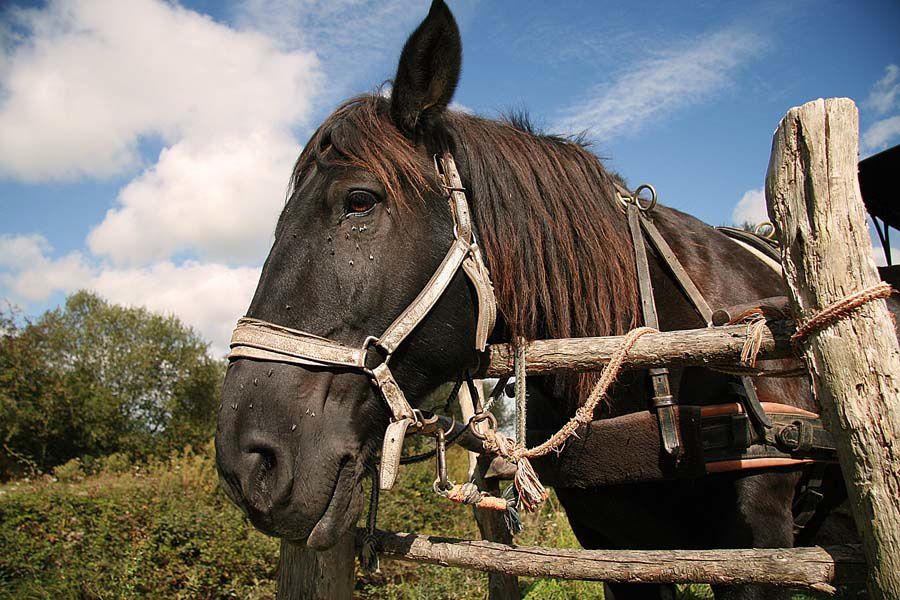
[765,97,900,599]
[276,534,355,600]
[473,454,520,599]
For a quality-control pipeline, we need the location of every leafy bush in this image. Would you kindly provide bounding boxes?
[51,458,84,483]
[0,442,820,599]
[0,444,277,599]
[0,292,225,478]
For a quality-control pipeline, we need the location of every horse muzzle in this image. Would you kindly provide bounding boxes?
[215,358,370,544]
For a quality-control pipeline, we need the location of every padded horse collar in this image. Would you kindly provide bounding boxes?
[228,151,497,491]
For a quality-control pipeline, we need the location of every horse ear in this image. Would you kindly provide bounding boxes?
[390,0,461,138]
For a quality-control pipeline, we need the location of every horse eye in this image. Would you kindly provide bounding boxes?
[346,190,378,215]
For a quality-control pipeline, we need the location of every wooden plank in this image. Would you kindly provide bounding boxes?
[766,97,900,600]
[356,528,865,594]
[482,321,795,377]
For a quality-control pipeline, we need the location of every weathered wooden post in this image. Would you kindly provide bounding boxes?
[461,380,520,599]
[472,454,520,599]
[276,535,355,600]
[766,97,900,599]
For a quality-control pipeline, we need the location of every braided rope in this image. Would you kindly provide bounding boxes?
[709,305,807,378]
[514,340,527,445]
[791,281,894,346]
[480,327,657,463]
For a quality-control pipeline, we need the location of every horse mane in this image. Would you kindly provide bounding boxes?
[291,95,640,405]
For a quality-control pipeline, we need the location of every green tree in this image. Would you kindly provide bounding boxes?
[0,291,225,477]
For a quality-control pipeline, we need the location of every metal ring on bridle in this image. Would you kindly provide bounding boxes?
[468,411,498,440]
[362,335,390,375]
[754,221,775,239]
[633,184,657,212]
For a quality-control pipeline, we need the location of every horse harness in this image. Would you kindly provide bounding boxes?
[226,151,837,500]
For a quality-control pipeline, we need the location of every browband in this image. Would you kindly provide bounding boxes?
[228,152,497,490]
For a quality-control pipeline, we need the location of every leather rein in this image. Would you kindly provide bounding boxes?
[228,152,497,490]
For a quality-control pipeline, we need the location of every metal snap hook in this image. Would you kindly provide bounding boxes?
[434,427,451,491]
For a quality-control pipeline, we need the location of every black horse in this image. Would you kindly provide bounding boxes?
[216,2,859,598]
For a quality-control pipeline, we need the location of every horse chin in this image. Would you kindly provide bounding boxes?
[304,462,364,550]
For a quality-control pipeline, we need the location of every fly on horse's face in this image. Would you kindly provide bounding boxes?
[215,1,478,548]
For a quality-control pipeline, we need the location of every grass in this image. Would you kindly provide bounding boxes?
[1,443,830,599]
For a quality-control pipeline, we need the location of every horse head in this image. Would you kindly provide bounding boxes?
[215,0,484,549]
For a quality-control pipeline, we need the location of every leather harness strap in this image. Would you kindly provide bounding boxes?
[622,188,777,453]
[626,203,682,459]
[228,151,497,491]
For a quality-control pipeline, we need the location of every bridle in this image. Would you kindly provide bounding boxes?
[227,151,497,491]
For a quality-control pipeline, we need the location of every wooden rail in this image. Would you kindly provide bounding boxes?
[481,320,796,377]
[356,528,866,595]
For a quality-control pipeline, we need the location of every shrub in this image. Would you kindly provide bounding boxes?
[0,292,225,479]
[52,458,84,483]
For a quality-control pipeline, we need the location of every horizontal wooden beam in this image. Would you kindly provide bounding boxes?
[357,528,865,594]
[481,320,796,377]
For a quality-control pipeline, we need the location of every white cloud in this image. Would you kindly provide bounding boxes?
[861,65,900,155]
[865,64,899,115]
[0,234,51,270]
[0,0,320,182]
[0,233,258,355]
[553,28,762,139]
[89,261,260,357]
[0,235,93,302]
[862,115,900,154]
[732,187,768,226]
[0,0,436,353]
[88,129,297,266]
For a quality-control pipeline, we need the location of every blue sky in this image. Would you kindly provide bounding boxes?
[1,0,898,355]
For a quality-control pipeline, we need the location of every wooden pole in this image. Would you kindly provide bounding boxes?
[766,97,900,599]
[356,529,865,594]
[472,455,520,599]
[277,534,355,600]
[481,320,795,377]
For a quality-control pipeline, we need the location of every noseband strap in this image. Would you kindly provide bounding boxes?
[227,151,496,491]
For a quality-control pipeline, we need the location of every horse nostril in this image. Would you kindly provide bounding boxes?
[243,443,294,514]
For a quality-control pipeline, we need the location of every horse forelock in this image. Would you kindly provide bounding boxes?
[289,95,434,207]
[292,94,640,407]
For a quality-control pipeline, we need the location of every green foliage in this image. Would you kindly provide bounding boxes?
[0,291,225,477]
[1,446,826,599]
[51,458,84,483]
[0,444,277,599]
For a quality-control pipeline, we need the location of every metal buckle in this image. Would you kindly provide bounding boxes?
[776,420,814,453]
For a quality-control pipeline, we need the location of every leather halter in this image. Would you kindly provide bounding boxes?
[227,151,497,491]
